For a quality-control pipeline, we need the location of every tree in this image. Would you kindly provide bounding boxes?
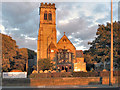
[38,58,53,71]
[84,21,120,70]
[2,59,10,72]
[1,33,37,72]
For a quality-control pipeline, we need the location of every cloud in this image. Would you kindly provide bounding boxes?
[0,24,6,34]
[57,30,61,37]
[2,2,40,51]
[6,28,19,31]
[68,35,72,39]
[2,2,39,36]
[14,36,37,51]
[76,46,87,50]
[1,2,118,51]
[119,2,120,21]
[57,16,98,41]
[20,34,37,40]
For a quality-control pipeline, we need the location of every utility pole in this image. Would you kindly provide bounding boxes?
[110,0,113,86]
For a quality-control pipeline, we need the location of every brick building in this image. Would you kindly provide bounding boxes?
[37,3,86,72]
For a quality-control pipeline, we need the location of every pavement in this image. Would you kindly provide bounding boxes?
[1,84,119,89]
[37,84,119,88]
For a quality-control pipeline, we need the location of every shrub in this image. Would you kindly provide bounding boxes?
[29,72,72,78]
[29,73,51,78]
[61,73,67,77]
[72,72,98,77]
[100,71,109,77]
[38,58,53,71]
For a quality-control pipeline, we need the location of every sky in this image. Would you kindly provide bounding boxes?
[0,1,119,52]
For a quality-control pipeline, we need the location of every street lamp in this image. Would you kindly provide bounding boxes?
[109,0,113,86]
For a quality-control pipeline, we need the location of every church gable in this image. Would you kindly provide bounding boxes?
[57,35,71,44]
[57,33,75,49]
[48,42,56,49]
[57,32,76,63]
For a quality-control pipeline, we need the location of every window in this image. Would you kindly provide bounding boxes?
[44,11,47,20]
[62,66,64,70]
[51,50,54,52]
[63,39,66,42]
[66,53,69,58]
[48,13,52,20]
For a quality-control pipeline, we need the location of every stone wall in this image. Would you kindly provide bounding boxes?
[30,77,101,86]
[2,78,30,86]
[2,76,119,86]
[74,62,86,72]
[30,77,118,86]
[102,76,118,84]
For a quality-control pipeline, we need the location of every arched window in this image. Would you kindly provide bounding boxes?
[63,39,66,42]
[62,66,64,70]
[48,12,52,20]
[44,11,47,20]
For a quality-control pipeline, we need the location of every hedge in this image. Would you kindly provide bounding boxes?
[72,72,99,77]
[29,72,72,78]
[100,71,120,77]
[29,71,120,78]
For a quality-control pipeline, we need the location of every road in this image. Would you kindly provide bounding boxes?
[1,84,119,90]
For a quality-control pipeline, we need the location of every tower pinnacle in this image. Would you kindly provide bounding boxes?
[64,32,65,35]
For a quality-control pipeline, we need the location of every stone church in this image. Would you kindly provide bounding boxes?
[37,3,86,72]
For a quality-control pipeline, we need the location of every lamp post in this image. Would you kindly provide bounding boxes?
[109,0,113,86]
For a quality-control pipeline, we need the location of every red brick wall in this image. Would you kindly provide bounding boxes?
[30,77,100,86]
[30,77,119,86]
[102,76,118,84]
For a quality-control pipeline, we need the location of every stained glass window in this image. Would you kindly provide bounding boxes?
[44,11,47,20]
[48,13,52,20]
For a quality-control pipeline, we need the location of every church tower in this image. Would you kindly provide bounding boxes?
[37,3,57,62]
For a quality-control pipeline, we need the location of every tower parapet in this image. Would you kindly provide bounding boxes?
[40,2,55,9]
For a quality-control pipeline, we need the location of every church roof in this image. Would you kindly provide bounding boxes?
[57,32,76,49]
